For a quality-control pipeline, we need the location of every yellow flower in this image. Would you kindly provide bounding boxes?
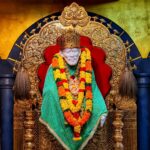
[66,93,73,107]
[80,71,85,78]
[61,72,67,80]
[73,137,82,141]
[74,125,81,133]
[86,99,92,111]
[86,99,92,106]
[63,82,69,89]
[79,81,85,89]
[86,77,92,83]
[58,56,65,69]
[78,92,84,99]
[86,72,92,79]
[60,100,69,110]
[81,51,86,63]
[85,48,91,60]
[54,69,60,79]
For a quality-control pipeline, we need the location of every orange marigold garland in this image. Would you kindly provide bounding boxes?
[52,48,93,141]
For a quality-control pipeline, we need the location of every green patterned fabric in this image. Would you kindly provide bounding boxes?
[40,65,108,150]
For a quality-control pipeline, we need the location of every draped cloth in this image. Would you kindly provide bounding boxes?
[39,65,108,150]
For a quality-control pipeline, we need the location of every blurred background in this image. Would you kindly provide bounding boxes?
[0,0,149,59]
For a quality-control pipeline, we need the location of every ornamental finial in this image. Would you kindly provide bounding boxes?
[59,2,90,27]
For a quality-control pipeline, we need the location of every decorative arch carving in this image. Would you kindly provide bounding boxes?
[11,3,137,150]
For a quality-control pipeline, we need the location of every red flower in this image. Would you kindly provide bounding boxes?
[79,89,84,92]
[80,78,86,82]
[79,111,91,126]
[74,132,80,137]
[72,112,80,119]
[72,100,78,105]
[64,111,78,126]
[65,89,70,92]
[80,67,86,71]
[62,79,67,83]
[70,75,75,79]
[57,81,63,86]
[86,86,92,91]
[60,69,65,73]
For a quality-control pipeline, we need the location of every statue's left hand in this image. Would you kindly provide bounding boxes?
[100,114,107,127]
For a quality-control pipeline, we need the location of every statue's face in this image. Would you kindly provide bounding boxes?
[60,48,81,66]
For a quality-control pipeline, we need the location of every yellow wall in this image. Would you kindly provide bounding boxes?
[0,0,150,59]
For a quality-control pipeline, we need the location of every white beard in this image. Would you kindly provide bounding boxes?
[60,48,81,66]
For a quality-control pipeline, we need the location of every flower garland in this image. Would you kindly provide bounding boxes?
[52,47,93,141]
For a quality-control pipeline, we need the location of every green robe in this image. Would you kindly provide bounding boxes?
[39,65,108,150]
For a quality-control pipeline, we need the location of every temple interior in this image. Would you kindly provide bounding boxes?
[0,1,150,150]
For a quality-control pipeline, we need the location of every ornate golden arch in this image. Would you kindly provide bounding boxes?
[13,3,136,150]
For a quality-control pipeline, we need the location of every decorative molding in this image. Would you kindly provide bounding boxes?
[59,2,90,27]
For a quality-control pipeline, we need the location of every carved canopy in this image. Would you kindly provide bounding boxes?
[13,2,129,108]
[12,3,137,150]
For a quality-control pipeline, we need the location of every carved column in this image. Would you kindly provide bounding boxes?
[113,110,124,150]
[135,73,150,150]
[24,110,35,150]
[0,74,14,150]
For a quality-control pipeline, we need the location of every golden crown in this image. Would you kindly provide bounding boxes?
[57,29,80,50]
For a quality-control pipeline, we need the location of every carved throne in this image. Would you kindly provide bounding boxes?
[13,3,137,150]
